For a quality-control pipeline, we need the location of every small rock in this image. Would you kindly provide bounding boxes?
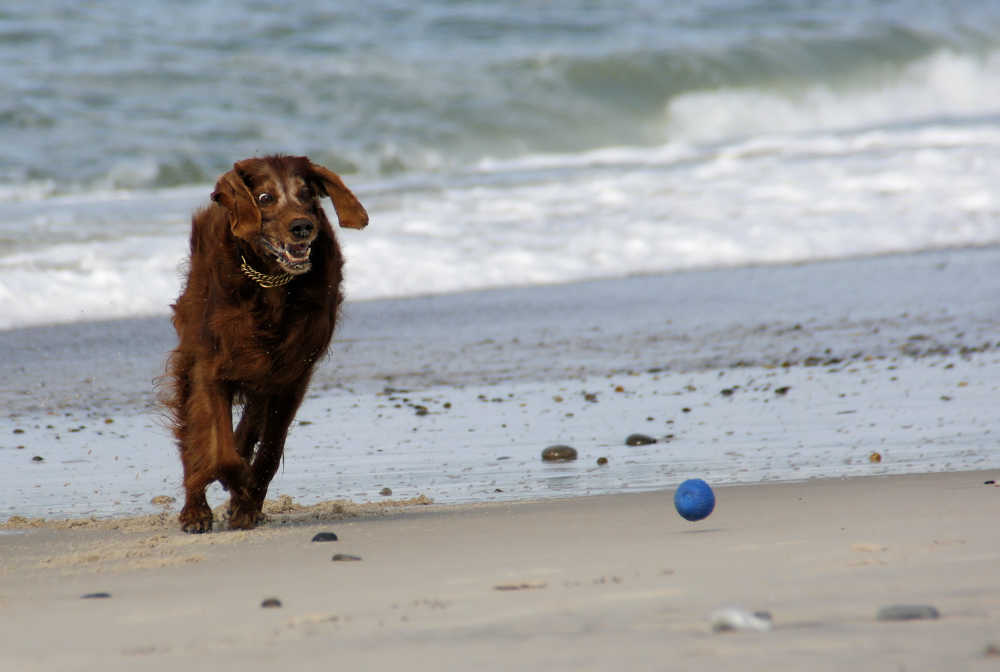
[81,592,111,599]
[625,433,656,446]
[720,388,734,397]
[614,386,625,393]
[876,604,940,621]
[774,387,791,395]
[985,480,996,485]
[104,418,114,424]
[31,455,44,462]
[596,457,608,466]
[311,532,338,542]
[494,488,503,492]
[682,407,691,413]
[150,495,176,505]
[379,487,393,496]
[710,608,773,632]
[261,598,282,608]
[332,554,362,562]
[869,452,882,463]
[584,393,598,402]
[414,406,428,416]
[541,445,577,462]
[13,428,25,434]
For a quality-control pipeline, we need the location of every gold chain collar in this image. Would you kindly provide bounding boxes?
[240,255,293,288]
[235,240,293,288]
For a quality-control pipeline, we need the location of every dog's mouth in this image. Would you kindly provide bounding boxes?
[259,236,312,274]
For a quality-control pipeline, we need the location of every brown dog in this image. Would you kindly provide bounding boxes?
[161,155,367,533]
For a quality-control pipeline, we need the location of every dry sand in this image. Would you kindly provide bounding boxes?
[1,471,999,671]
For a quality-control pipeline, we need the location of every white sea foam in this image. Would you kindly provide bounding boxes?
[2,118,1000,330]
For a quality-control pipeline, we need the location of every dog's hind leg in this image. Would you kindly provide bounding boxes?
[233,396,263,461]
[228,386,306,530]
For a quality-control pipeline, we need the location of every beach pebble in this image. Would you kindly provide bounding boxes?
[261,598,282,608]
[584,393,598,402]
[984,480,995,485]
[311,532,338,542]
[81,592,111,599]
[876,604,940,621]
[150,495,175,505]
[869,452,882,463]
[710,608,773,632]
[379,487,393,496]
[674,479,716,521]
[596,457,609,466]
[332,554,362,562]
[31,455,44,462]
[625,433,656,446]
[775,386,791,395]
[541,445,577,462]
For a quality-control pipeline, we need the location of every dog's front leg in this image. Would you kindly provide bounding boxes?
[178,364,249,533]
[228,386,307,530]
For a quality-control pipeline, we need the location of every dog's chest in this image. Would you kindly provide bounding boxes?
[216,294,333,387]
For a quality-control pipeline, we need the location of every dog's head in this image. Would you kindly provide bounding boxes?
[211,155,368,275]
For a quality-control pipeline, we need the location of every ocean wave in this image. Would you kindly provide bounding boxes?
[664,50,1000,143]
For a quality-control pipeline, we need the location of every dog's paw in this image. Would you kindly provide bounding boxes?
[228,505,265,531]
[179,505,214,534]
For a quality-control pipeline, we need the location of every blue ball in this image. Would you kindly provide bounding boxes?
[674,479,715,521]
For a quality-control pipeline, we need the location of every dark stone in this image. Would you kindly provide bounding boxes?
[682,407,691,413]
[625,433,656,446]
[31,455,44,461]
[876,604,940,621]
[985,480,996,485]
[81,592,111,599]
[332,554,362,562]
[311,532,338,542]
[775,387,791,395]
[596,457,609,466]
[379,487,393,496]
[261,598,282,608]
[541,445,577,462]
[720,389,734,397]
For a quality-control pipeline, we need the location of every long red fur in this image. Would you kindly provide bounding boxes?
[160,155,367,532]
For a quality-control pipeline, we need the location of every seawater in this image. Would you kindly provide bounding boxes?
[3,0,1000,329]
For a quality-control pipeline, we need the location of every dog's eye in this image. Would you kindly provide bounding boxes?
[257,193,273,205]
[298,189,311,201]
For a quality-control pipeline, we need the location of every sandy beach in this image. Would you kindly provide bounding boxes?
[0,473,997,671]
[1,248,999,669]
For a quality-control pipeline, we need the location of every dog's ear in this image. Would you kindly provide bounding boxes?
[308,163,369,230]
[211,164,260,240]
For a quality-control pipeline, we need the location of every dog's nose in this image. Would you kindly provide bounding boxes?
[289,219,314,240]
